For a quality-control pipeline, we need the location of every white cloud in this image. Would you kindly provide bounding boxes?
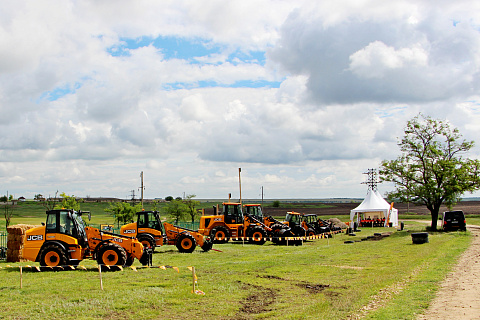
[1,1,480,200]
[269,2,480,104]
[349,41,428,79]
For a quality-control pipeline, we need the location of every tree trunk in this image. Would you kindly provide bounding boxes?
[430,207,440,231]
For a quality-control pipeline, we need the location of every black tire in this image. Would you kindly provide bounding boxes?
[137,234,156,250]
[293,226,306,238]
[176,234,197,253]
[39,243,68,267]
[96,243,127,267]
[344,240,355,244]
[201,239,213,252]
[306,228,316,237]
[124,255,134,266]
[139,249,151,266]
[211,226,230,243]
[270,224,286,244]
[276,228,295,245]
[249,226,267,245]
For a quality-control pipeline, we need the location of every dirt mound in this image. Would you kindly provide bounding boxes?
[327,218,348,229]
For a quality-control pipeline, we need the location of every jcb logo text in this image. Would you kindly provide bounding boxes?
[27,235,43,241]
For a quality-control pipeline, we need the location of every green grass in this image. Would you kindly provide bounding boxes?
[0,221,471,319]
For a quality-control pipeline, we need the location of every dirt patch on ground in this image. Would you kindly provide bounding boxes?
[416,225,480,320]
[257,275,331,294]
[235,282,277,318]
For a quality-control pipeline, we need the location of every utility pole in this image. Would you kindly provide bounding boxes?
[238,168,242,204]
[139,171,145,209]
[261,186,264,209]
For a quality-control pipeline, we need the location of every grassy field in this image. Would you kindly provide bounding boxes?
[0,219,471,319]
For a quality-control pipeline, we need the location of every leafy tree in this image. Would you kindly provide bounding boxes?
[272,200,281,208]
[165,196,174,201]
[163,199,188,224]
[0,196,7,202]
[2,199,14,228]
[54,192,82,211]
[380,114,480,230]
[151,200,160,212]
[105,202,141,228]
[184,194,200,223]
[41,191,59,210]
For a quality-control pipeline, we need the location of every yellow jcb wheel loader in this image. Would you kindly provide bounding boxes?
[120,210,213,253]
[23,209,147,269]
[198,202,246,244]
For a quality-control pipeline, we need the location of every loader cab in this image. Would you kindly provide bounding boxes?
[137,210,162,231]
[243,204,263,221]
[304,214,315,224]
[125,210,165,249]
[284,211,307,236]
[45,209,88,245]
[222,203,244,224]
[285,212,301,227]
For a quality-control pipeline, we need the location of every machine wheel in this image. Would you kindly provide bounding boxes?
[201,239,213,252]
[211,227,230,243]
[249,227,267,245]
[176,234,197,253]
[124,255,134,266]
[270,223,285,244]
[137,234,155,250]
[39,243,68,267]
[139,250,151,266]
[276,228,295,245]
[96,243,127,267]
[270,223,286,234]
[306,228,316,237]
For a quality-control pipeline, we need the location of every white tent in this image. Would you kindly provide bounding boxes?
[350,190,398,227]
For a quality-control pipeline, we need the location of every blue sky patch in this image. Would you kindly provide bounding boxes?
[107,36,266,66]
[162,79,281,90]
[38,82,82,102]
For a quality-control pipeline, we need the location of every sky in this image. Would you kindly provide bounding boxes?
[1,0,480,200]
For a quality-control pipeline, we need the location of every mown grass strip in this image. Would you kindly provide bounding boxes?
[0,222,471,319]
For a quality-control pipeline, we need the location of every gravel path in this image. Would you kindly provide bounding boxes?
[417,225,480,320]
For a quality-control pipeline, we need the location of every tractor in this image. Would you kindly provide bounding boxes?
[283,211,312,237]
[198,202,271,244]
[265,211,312,245]
[198,202,245,244]
[23,209,146,268]
[120,210,213,253]
[303,214,331,235]
[242,204,277,245]
[262,214,294,243]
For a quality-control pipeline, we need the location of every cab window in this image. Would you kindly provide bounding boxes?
[147,212,160,229]
[46,213,57,233]
[59,211,74,236]
[138,213,147,228]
